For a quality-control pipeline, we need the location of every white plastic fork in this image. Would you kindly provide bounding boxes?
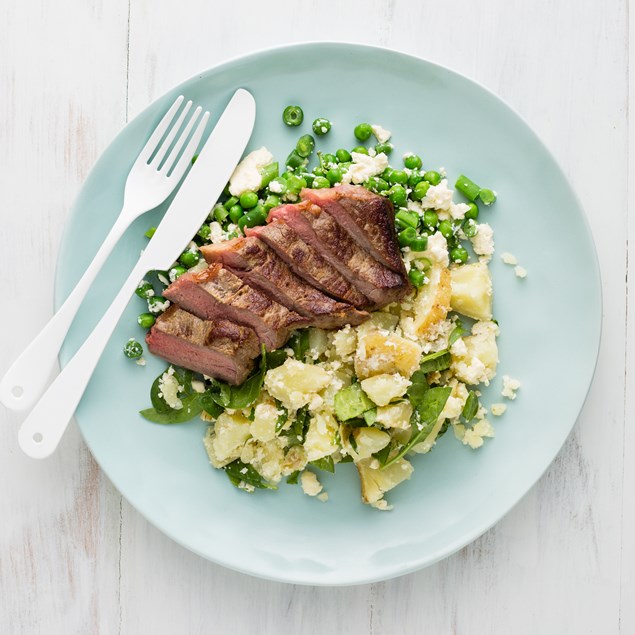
[0,95,207,411]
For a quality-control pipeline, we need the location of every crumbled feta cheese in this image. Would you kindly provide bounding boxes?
[371,124,392,144]
[148,298,170,314]
[158,370,183,410]
[426,231,449,267]
[342,152,389,185]
[473,418,495,438]
[157,273,169,286]
[300,470,323,497]
[208,221,230,245]
[450,338,468,357]
[502,375,521,400]
[228,147,274,196]
[317,492,329,502]
[420,179,454,211]
[490,403,507,416]
[450,202,470,220]
[514,265,528,278]
[268,180,283,194]
[462,428,484,449]
[191,380,205,393]
[135,356,146,367]
[501,252,518,265]
[470,223,495,261]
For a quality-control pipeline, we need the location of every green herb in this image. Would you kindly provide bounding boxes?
[334,383,374,421]
[419,350,452,374]
[339,455,354,464]
[286,471,300,484]
[280,406,310,448]
[383,386,452,468]
[448,321,467,348]
[348,430,358,452]
[275,404,289,434]
[310,456,335,473]
[139,393,203,424]
[462,391,479,423]
[224,459,277,490]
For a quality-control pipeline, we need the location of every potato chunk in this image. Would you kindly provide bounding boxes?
[375,401,413,430]
[351,427,391,460]
[360,373,410,406]
[451,320,499,385]
[357,457,414,507]
[450,262,493,321]
[264,358,331,410]
[355,330,422,380]
[204,412,251,468]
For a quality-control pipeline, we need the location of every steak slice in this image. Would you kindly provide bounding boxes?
[146,305,260,385]
[245,214,369,308]
[163,264,307,351]
[269,202,411,308]
[302,185,407,275]
[200,237,369,329]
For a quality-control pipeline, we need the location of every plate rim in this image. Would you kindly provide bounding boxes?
[54,41,603,586]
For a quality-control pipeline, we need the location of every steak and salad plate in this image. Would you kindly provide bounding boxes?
[49,43,600,585]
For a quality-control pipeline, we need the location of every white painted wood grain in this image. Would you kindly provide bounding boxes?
[0,0,630,633]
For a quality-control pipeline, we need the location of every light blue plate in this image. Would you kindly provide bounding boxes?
[56,43,601,586]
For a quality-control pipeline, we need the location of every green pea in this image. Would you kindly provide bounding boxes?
[135,281,154,300]
[336,148,352,163]
[296,134,315,158]
[312,165,326,177]
[137,313,155,329]
[238,209,267,230]
[366,176,389,192]
[410,237,428,252]
[228,204,244,223]
[239,191,258,209]
[462,219,478,238]
[213,206,229,223]
[312,176,330,189]
[352,146,369,155]
[321,153,337,165]
[389,170,408,185]
[465,202,479,220]
[285,174,307,193]
[123,339,143,359]
[179,250,200,268]
[144,227,156,239]
[404,154,423,170]
[312,118,332,135]
[424,171,441,185]
[354,123,372,141]
[197,224,211,240]
[223,196,239,210]
[450,246,469,263]
[375,142,393,155]
[302,174,315,189]
[169,265,187,282]
[388,185,407,207]
[269,177,288,195]
[285,150,307,170]
[408,172,424,188]
[438,219,454,239]
[408,269,426,288]
[147,295,169,314]
[398,227,417,247]
[479,188,496,205]
[412,180,430,201]
[423,210,439,228]
[395,209,419,229]
[283,105,303,126]
[326,167,343,185]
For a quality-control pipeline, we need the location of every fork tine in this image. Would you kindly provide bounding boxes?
[167,111,210,179]
[161,106,202,174]
[136,95,185,164]
[149,100,193,168]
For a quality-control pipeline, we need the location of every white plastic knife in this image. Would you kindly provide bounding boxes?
[18,88,256,458]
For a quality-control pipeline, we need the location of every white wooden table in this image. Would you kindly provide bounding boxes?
[1,1,631,632]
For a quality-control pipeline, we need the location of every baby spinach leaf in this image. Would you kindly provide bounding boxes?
[373,442,392,467]
[275,404,289,434]
[448,321,468,348]
[462,391,479,423]
[267,348,288,370]
[150,371,171,413]
[224,459,277,490]
[419,350,452,374]
[139,393,203,424]
[310,456,335,473]
[334,383,374,421]
[407,369,430,407]
[289,329,310,361]
[199,391,224,418]
[383,386,452,468]
[281,406,310,448]
[363,408,378,426]
[286,471,300,484]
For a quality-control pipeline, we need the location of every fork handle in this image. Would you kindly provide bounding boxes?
[0,210,131,411]
[18,254,150,458]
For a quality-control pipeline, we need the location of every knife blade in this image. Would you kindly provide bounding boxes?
[18,88,256,458]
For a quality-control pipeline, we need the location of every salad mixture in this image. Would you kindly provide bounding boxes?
[126,105,524,510]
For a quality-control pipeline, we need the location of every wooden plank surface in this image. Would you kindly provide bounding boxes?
[0,0,629,633]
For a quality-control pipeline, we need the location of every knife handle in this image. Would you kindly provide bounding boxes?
[17,257,150,458]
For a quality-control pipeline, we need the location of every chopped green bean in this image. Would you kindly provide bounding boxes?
[395,209,419,228]
[410,237,428,252]
[144,227,156,239]
[283,105,303,126]
[398,227,418,247]
[285,149,307,171]
[455,174,480,201]
[263,194,281,210]
[296,135,315,158]
[408,269,426,287]
[223,196,239,210]
[259,162,279,188]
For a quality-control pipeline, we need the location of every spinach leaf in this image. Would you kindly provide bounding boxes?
[373,442,392,467]
[382,386,452,468]
[199,391,224,418]
[310,456,335,473]
[407,369,430,407]
[150,371,172,413]
[448,321,468,348]
[289,329,310,361]
[462,391,479,423]
[140,393,203,424]
[280,406,310,448]
[419,350,452,374]
[286,471,300,484]
[363,408,377,426]
[339,455,354,464]
[267,348,288,370]
[275,404,289,434]
[334,383,374,421]
[224,459,277,490]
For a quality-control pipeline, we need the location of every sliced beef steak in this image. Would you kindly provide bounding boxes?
[200,237,369,329]
[146,305,260,385]
[163,264,307,351]
[301,185,407,276]
[245,215,369,308]
[269,202,411,307]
